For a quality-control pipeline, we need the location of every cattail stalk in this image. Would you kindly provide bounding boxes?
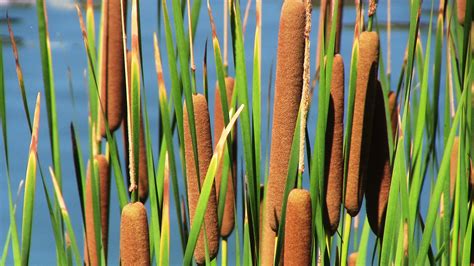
[214,77,236,238]
[345,31,379,216]
[123,50,148,202]
[283,189,312,265]
[267,0,306,231]
[184,94,219,263]
[324,54,344,235]
[99,0,126,137]
[365,85,397,236]
[85,154,110,265]
[119,202,150,266]
[450,137,459,199]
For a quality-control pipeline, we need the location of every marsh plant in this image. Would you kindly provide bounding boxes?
[0,0,473,264]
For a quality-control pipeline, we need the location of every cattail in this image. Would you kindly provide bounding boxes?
[389,92,398,136]
[348,252,358,266]
[457,0,466,25]
[84,154,110,265]
[323,54,344,235]
[284,189,312,265]
[365,84,396,237]
[260,185,276,266]
[100,0,126,137]
[267,0,306,232]
[345,31,379,216]
[214,77,237,238]
[184,94,219,264]
[119,202,150,266]
[123,50,149,202]
[450,137,460,199]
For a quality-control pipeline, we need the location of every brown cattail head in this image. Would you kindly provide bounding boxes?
[260,185,276,266]
[119,202,150,266]
[267,0,306,232]
[100,0,126,138]
[214,77,237,238]
[284,189,312,265]
[323,54,344,235]
[457,0,466,25]
[450,137,460,199]
[348,252,358,266]
[184,94,219,263]
[345,31,379,216]
[123,51,149,203]
[365,83,394,237]
[84,154,110,265]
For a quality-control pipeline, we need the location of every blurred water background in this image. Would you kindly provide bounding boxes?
[0,0,439,264]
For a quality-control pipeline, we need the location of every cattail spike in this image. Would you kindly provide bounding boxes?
[345,31,379,216]
[184,94,219,263]
[85,154,110,265]
[284,189,312,265]
[323,54,344,235]
[214,77,237,238]
[119,202,150,266]
[267,0,307,232]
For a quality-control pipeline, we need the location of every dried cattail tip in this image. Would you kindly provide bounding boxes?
[365,83,393,237]
[457,0,466,25]
[348,252,358,266]
[214,77,237,238]
[267,0,306,232]
[123,50,149,203]
[119,202,150,266]
[100,0,126,138]
[345,31,379,216]
[184,94,219,263]
[450,137,460,199]
[284,189,312,265]
[84,154,110,265]
[323,54,344,235]
[388,92,398,137]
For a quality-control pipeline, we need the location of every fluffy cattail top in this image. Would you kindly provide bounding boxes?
[349,252,358,266]
[100,0,126,137]
[267,0,307,232]
[324,54,345,235]
[85,154,110,265]
[345,31,379,216]
[284,189,312,265]
[120,202,150,266]
[184,94,219,264]
[214,77,237,238]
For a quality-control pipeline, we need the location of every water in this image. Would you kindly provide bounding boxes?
[0,0,438,264]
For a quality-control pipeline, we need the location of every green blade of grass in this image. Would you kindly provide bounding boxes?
[70,123,86,226]
[230,1,259,257]
[183,105,243,265]
[20,94,40,265]
[49,168,82,266]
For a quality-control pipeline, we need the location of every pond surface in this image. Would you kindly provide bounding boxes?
[0,0,437,264]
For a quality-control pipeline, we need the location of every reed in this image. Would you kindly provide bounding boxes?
[100,0,126,137]
[345,31,379,216]
[267,0,306,231]
[84,154,110,265]
[214,77,236,238]
[283,189,312,265]
[184,93,219,263]
[123,50,148,203]
[365,84,395,237]
[323,54,344,235]
[119,202,150,266]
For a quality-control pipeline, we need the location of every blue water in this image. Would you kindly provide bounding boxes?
[0,0,439,264]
